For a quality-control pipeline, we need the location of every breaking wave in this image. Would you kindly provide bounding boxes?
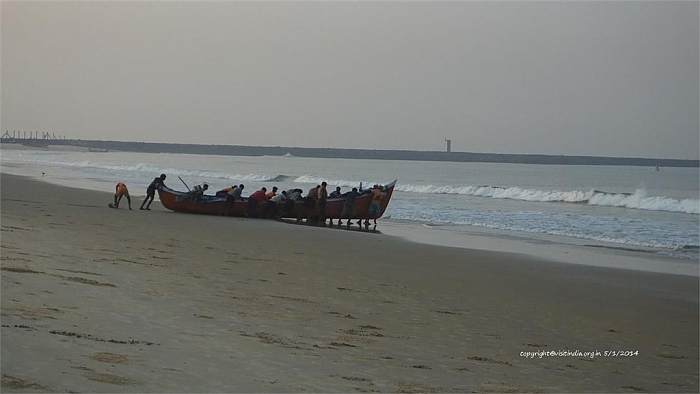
[393,184,699,214]
[293,175,397,190]
[266,174,293,183]
[280,176,699,215]
[6,155,282,183]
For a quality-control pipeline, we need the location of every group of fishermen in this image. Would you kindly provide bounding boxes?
[112,174,387,229]
[213,180,387,228]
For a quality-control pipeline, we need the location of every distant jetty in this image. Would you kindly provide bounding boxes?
[1,137,697,167]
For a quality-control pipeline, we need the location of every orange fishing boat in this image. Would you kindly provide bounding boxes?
[157,180,397,222]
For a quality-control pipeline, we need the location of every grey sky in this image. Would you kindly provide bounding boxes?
[2,1,698,159]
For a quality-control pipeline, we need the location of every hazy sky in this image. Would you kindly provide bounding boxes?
[2,1,698,159]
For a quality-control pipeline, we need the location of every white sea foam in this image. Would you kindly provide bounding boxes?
[293,175,382,190]
[588,189,699,214]
[394,183,699,214]
[5,154,279,183]
[388,208,698,254]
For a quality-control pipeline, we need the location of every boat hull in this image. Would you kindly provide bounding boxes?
[157,181,396,221]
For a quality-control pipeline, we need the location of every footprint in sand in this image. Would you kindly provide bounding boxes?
[467,356,512,366]
[71,366,139,386]
[1,375,49,391]
[90,352,141,364]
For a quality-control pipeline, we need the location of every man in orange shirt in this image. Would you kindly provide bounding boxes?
[111,182,132,210]
[246,187,268,218]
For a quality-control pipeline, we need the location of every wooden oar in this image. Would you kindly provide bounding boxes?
[178,176,191,191]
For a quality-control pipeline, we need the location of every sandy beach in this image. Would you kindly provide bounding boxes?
[1,173,698,393]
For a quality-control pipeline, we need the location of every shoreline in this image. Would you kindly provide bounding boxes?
[380,219,699,277]
[1,172,698,392]
[1,162,697,277]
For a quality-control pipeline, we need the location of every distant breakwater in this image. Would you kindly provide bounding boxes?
[8,138,699,167]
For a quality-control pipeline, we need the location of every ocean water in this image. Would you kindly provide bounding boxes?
[2,147,698,265]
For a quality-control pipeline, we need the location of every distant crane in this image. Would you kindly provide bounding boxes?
[1,130,66,141]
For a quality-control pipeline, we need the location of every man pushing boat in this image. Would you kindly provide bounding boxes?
[140,174,167,210]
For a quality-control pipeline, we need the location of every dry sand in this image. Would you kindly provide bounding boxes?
[1,173,698,393]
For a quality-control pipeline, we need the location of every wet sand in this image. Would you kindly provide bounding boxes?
[380,220,699,277]
[1,173,698,392]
